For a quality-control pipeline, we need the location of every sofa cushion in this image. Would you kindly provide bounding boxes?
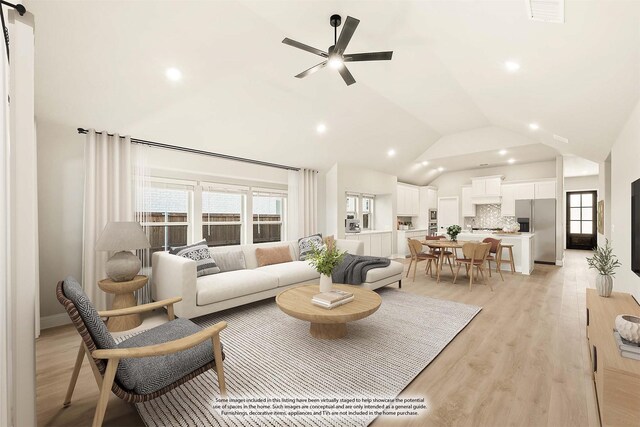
[170,240,220,277]
[298,234,323,261]
[256,260,320,287]
[255,245,293,267]
[116,318,218,394]
[363,260,404,283]
[212,250,246,273]
[196,269,278,306]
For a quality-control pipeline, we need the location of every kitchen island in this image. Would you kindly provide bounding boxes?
[447,232,536,275]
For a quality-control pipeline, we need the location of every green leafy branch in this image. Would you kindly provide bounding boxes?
[306,244,347,276]
[586,239,621,276]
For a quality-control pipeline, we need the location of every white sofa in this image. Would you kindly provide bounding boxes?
[151,239,404,319]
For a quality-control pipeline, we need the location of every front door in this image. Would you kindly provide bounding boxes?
[566,191,597,250]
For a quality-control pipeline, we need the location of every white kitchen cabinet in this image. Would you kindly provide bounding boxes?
[471,176,503,199]
[370,233,382,257]
[501,184,516,216]
[397,183,419,216]
[513,182,535,200]
[534,180,556,200]
[461,186,476,217]
[346,231,392,257]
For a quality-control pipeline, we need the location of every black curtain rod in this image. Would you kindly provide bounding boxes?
[77,128,300,172]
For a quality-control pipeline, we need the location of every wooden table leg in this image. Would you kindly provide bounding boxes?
[437,251,445,283]
[310,322,348,339]
[107,292,142,332]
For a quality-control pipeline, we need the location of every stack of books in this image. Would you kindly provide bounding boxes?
[613,330,640,361]
[312,289,354,309]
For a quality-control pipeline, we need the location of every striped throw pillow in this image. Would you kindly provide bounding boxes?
[169,240,220,277]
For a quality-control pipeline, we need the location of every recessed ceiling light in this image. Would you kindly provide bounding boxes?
[316,123,327,134]
[421,161,429,166]
[437,167,444,172]
[505,61,521,72]
[387,149,396,157]
[328,57,344,69]
[499,149,507,156]
[529,123,540,131]
[165,67,182,81]
[508,158,516,164]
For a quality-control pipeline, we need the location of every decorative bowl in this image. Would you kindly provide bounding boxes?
[616,314,640,344]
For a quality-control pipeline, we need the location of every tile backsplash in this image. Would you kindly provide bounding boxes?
[464,204,520,230]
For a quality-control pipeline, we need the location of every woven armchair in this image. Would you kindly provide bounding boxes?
[57,277,227,427]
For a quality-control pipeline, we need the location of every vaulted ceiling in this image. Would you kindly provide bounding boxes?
[27,0,640,184]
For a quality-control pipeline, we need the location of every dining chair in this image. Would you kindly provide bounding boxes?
[453,242,493,291]
[482,237,504,281]
[424,235,456,270]
[57,277,227,427]
[407,238,438,281]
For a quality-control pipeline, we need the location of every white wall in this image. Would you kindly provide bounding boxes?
[610,99,640,301]
[564,175,598,192]
[37,121,288,321]
[324,163,397,248]
[597,157,611,246]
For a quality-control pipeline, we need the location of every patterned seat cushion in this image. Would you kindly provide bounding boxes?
[116,318,220,395]
[63,277,117,350]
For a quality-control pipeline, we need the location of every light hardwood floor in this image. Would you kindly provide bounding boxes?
[37,250,600,427]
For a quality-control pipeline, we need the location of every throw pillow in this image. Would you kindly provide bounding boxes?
[169,240,220,277]
[212,250,246,273]
[255,245,293,267]
[298,233,323,261]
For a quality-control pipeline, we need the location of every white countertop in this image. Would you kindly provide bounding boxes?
[397,228,430,233]
[454,231,535,239]
[345,229,393,235]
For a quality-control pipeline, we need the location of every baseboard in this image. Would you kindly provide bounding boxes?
[40,313,71,330]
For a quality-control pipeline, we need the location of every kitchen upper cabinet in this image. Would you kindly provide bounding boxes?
[513,183,535,200]
[397,184,419,216]
[535,181,556,200]
[419,187,438,212]
[501,184,516,216]
[471,176,502,198]
[461,186,476,217]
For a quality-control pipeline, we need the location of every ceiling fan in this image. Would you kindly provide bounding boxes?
[282,14,393,86]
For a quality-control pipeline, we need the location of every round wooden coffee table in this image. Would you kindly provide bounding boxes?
[276,284,382,339]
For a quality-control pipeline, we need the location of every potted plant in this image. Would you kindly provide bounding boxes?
[307,244,347,293]
[586,239,621,297]
[447,224,462,242]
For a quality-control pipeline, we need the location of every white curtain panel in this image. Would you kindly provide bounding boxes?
[82,130,134,310]
[134,144,152,305]
[287,168,318,240]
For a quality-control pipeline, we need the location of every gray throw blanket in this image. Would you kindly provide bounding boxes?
[332,253,391,285]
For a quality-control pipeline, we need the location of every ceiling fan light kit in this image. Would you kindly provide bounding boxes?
[282,14,393,86]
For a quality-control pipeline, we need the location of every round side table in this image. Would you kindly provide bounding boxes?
[98,275,147,332]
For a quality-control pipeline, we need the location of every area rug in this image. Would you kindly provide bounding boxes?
[135,288,481,427]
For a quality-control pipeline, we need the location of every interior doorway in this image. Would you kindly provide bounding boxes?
[566,191,597,250]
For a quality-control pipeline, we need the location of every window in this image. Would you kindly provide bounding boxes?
[362,195,374,230]
[253,191,286,243]
[569,192,594,234]
[345,193,375,230]
[138,182,193,256]
[346,194,358,220]
[202,191,245,247]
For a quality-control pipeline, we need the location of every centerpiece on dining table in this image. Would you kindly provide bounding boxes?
[446,224,462,242]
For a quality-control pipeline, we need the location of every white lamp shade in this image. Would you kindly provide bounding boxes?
[95,221,150,251]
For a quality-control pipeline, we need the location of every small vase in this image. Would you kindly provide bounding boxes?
[616,314,640,344]
[596,274,613,297]
[449,235,457,242]
[319,274,333,293]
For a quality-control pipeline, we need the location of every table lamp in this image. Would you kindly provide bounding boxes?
[95,221,150,282]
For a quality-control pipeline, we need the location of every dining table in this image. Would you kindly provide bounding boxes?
[420,239,473,283]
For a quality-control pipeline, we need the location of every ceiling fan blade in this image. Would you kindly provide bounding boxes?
[338,65,356,86]
[295,61,327,78]
[334,16,360,55]
[282,38,328,58]
[344,51,393,62]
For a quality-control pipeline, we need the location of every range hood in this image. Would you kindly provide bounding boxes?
[472,196,502,205]
[470,175,504,205]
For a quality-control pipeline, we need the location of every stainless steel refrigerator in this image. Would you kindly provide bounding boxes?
[515,199,556,264]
